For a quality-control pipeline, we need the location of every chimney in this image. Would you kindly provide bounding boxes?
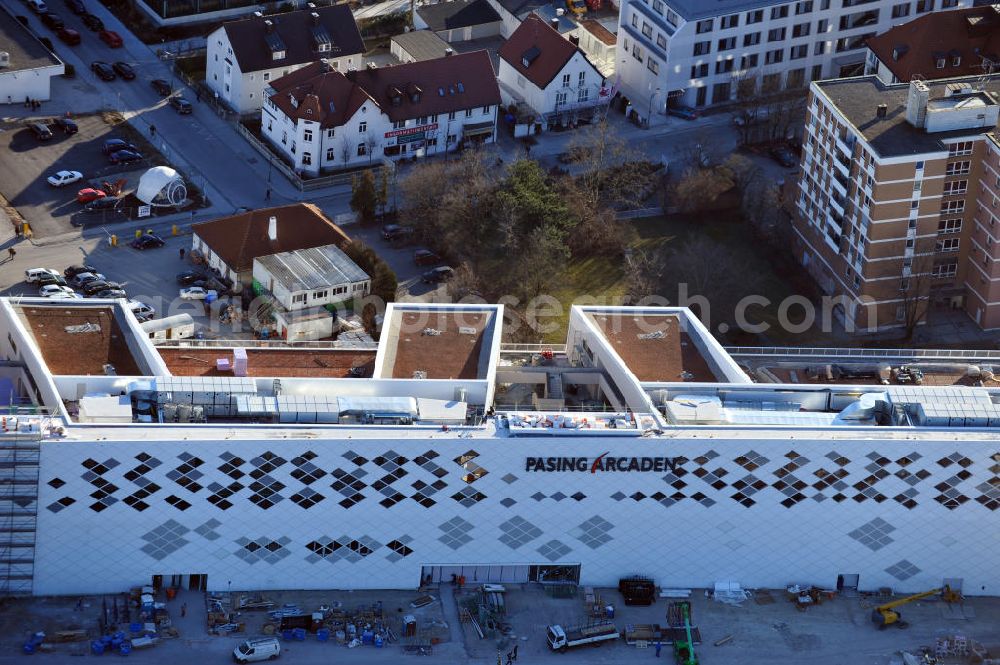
[253,10,263,17]
[551,17,559,29]
[876,103,887,119]
[264,19,274,33]
[445,47,454,56]
[556,7,564,15]
[268,216,277,241]
[310,11,320,25]
[905,78,930,128]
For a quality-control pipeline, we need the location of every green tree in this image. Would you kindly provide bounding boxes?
[376,167,389,219]
[350,170,378,225]
[343,240,398,304]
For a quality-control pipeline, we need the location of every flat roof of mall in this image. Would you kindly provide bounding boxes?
[586,312,720,383]
[157,347,376,378]
[380,306,500,380]
[16,304,143,376]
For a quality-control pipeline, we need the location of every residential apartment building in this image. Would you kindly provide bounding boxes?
[792,73,1000,331]
[205,5,365,115]
[262,53,500,176]
[616,0,971,121]
[865,4,1000,84]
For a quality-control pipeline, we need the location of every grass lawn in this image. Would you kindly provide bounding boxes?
[543,211,812,343]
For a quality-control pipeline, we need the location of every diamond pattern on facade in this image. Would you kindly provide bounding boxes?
[206,481,244,510]
[82,457,121,513]
[248,474,285,509]
[46,497,75,513]
[500,497,516,507]
[218,453,246,480]
[571,515,614,549]
[194,518,222,540]
[452,486,487,507]
[235,536,292,564]
[140,519,190,560]
[501,473,518,484]
[305,535,382,563]
[537,539,571,562]
[848,517,896,552]
[290,452,326,485]
[885,559,921,581]
[455,450,488,483]
[438,517,474,550]
[167,452,205,493]
[331,467,367,509]
[499,516,542,549]
[386,536,414,562]
[290,487,325,509]
[734,451,769,472]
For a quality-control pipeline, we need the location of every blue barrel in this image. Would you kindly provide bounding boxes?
[101,635,114,646]
[119,642,131,656]
[316,629,330,642]
[91,641,105,655]
[292,628,306,641]
[281,629,294,641]
[205,292,217,304]
[22,643,35,655]
[361,630,373,645]
[129,623,142,633]
[374,635,384,648]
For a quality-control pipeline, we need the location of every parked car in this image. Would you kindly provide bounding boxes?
[666,106,699,120]
[35,273,68,287]
[101,138,137,154]
[69,271,104,287]
[169,96,193,114]
[80,12,102,30]
[47,170,83,187]
[46,291,84,300]
[176,270,206,286]
[83,196,121,211]
[108,149,142,165]
[81,280,113,295]
[768,145,797,168]
[57,26,80,44]
[895,365,925,385]
[422,266,454,284]
[28,122,53,140]
[63,0,85,14]
[382,224,415,242]
[94,288,127,299]
[112,61,135,80]
[76,188,105,203]
[90,60,115,81]
[27,0,47,13]
[130,233,165,250]
[413,249,441,266]
[98,29,122,47]
[127,300,155,319]
[150,79,171,96]
[39,11,64,29]
[55,117,78,134]
[39,284,74,297]
[38,36,54,51]
[15,14,30,26]
[24,268,61,283]
[179,286,217,300]
[64,264,97,278]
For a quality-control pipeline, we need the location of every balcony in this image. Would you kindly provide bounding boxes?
[830,193,846,217]
[832,171,849,196]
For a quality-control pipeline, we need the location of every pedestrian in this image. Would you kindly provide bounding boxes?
[505,652,512,665]
[150,124,156,137]
[8,247,15,261]
[195,88,201,102]
[75,598,83,611]
[655,641,662,658]
[33,99,39,111]
[179,248,185,260]
[6,95,10,105]
[180,603,186,617]
[512,644,518,661]
[24,96,29,108]
[265,188,271,202]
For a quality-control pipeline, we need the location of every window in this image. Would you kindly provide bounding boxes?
[656,34,667,49]
[795,1,812,14]
[793,23,810,38]
[932,263,958,278]
[326,148,334,161]
[263,72,270,81]
[448,111,457,120]
[301,152,312,165]
[817,18,828,32]
[465,109,473,118]
[312,290,328,300]
[715,59,734,74]
[891,2,910,18]
[281,131,287,145]
[693,41,711,56]
[740,54,759,69]
[666,8,679,26]
[768,27,786,42]
[721,14,739,29]
[915,160,924,170]
[938,218,962,234]
[691,62,709,78]
[392,120,406,130]
[952,54,961,67]
[290,141,296,154]
[718,37,736,51]
[935,57,946,69]
[482,105,491,114]
[647,57,659,74]
[631,13,637,27]
[359,121,367,133]
[814,41,828,56]
[292,293,307,304]
[556,91,568,105]
[941,0,957,7]
[696,19,713,33]
[642,21,652,38]
[746,9,763,23]
[653,0,663,11]
[941,200,965,214]
[943,180,968,195]
[765,49,784,65]
[272,50,285,61]
[578,72,585,86]
[791,44,808,59]
[357,144,367,157]
[935,238,960,253]
[303,129,313,142]
[945,161,970,176]
[911,201,919,209]
[948,141,973,156]
[562,73,571,87]
[916,0,934,11]
[771,4,789,19]
[632,43,644,61]
[578,88,589,102]
[744,32,761,46]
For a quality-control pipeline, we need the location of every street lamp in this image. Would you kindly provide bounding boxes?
[646,88,661,129]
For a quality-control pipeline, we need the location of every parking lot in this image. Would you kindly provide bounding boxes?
[0,113,171,237]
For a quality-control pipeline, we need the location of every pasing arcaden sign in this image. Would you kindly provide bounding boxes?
[525,452,682,474]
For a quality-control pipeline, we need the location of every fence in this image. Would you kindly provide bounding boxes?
[153,338,379,350]
[725,346,1000,361]
[616,206,665,220]
[499,344,568,354]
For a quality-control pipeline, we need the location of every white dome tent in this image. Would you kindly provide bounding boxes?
[136,166,188,207]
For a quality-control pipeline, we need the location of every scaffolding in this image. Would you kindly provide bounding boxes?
[0,428,42,595]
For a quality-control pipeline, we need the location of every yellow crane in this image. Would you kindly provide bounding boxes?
[871,586,961,629]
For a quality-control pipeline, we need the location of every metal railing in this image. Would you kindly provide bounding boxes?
[154,339,379,350]
[726,346,1000,360]
[499,344,568,354]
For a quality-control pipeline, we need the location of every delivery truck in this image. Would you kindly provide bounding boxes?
[546,622,619,651]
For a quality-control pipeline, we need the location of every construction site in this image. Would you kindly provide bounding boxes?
[0,577,999,664]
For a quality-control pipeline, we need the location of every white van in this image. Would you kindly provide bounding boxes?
[233,637,280,663]
[24,268,60,283]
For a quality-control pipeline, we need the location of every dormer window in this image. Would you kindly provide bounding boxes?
[935,57,945,69]
[273,50,285,61]
[521,46,540,68]
[952,55,961,66]
[318,43,330,52]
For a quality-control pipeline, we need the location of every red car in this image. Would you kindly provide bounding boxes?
[57,27,80,45]
[98,29,122,47]
[77,188,106,204]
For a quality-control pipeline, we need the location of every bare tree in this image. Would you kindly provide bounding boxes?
[365,133,378,166]
[670,167,733,213]
[338,136,353,170]
[897,253,935,340]
[566,118,651,209]
[623,248,664,304]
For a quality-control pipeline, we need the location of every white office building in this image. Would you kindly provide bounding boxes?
[1,297,998,598]
[615,0,971,121]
